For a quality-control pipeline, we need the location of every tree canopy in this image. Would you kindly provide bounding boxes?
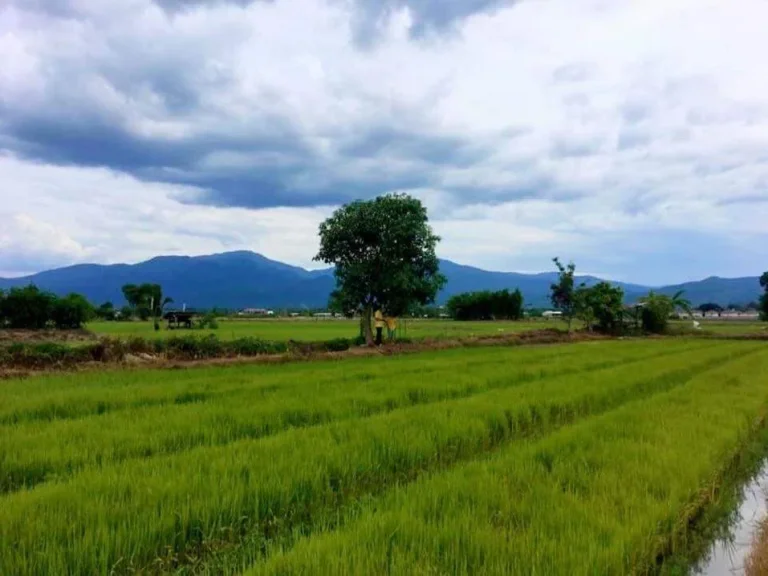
[315,193,445,344]
[575,281,624,334]
[121,283,173,323]
[447,289,524,321]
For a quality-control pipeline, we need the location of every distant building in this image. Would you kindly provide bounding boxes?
[239,308,274,316]
[542,310,563,319]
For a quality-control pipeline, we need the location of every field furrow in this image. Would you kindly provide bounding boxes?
[0,340,718,493]
[0,341,757,575]
[246,349,768,576]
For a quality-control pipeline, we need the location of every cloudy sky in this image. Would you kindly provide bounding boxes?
[1,0,767,284]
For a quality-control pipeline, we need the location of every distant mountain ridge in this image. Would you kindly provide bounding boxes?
[0,251,762,309]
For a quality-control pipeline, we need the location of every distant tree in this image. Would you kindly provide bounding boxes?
[51,293,94,329]
[315,194,446,345]
[446,289,523,321]
[118,305,134,321]
[121,283,173,326]
[550,258,578,333]
[96,301,116,321]
[698,302,723,317]
[639,291,675,334]
[760,272,768,321]
[0,285,56,329]
[575,282,625,334]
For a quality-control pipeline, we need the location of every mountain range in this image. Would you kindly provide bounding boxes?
[0,251,762,309]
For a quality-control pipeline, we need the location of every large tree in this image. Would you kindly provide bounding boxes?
[315,194,446,345]
[121,283,173,325]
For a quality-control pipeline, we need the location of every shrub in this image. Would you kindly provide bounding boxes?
[323,338,352,352]
[196,313,220,330]
[51,293,94,329]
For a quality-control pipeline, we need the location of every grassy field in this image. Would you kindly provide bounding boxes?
[86,317,565,341]
[1,338,767,574]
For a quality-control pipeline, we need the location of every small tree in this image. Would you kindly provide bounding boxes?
[550,258,578,333]
[315,194,445,345]
[96,301,116,321]
[760,272,768,321]
[639,291,675,334]
[52,293,94,329]
[575,282,624,334]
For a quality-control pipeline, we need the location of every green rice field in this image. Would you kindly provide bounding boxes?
[1,339,767,574]
[88,317,767,342]
[87,317,564,341]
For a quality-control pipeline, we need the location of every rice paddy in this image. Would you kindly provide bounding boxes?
[1,338,767,575]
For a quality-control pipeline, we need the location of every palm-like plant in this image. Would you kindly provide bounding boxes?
[670,290,692,318]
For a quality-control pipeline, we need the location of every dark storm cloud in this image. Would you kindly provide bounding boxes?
[337,127,492,167]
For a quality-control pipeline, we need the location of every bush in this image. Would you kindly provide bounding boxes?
[323,338,352,352]
[0,285,56,329]
[227,337,288,356]
[196,313,220,330]
[51,293,94,329]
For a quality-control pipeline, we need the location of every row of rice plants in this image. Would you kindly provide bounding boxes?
[0,340,612,425]
[0,342,757,575]
[0,340,714,493]
[246,349,768,576]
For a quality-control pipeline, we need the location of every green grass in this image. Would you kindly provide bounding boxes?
[0,339,765,575]
[670,319,767,335]
[86,317,564,341]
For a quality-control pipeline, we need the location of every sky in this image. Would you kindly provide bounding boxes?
[1,0,767,285]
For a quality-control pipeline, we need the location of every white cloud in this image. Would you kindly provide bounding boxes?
[0,0,767,283]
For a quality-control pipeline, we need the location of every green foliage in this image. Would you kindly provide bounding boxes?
[51,293,94,329]
[0,285,56,329]
[550,257,578,332]
[95,301,116,321]
[196,312,220,330]
[121,283,173,321]
[315,193,446,344]
[575,282,624,334]
[698,302,723,316]
[639,291,675,333]
[446,289,524,321]
[0,341,762,575]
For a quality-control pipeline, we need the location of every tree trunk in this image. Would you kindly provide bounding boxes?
[567,315,573,334]
[362,305,375,346]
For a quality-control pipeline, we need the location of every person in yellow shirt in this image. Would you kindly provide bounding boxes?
[374,308,385,345]
[385,316,397,341]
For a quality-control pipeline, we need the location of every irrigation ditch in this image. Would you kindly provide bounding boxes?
[656,415,768,575]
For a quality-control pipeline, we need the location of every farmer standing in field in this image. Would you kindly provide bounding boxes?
[374,307,385,345]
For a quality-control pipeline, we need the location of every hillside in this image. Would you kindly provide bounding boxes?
[0,251,762,309]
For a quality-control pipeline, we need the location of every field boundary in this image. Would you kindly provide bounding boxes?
[0,329,610,377]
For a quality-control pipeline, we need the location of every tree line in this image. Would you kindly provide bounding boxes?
[446,289,524,321]
[0,283,175,331]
